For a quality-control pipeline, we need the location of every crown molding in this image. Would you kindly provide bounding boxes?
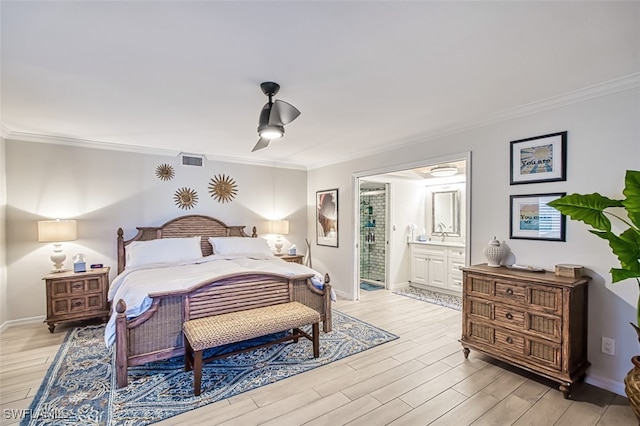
[307,72,640,170]
[3,73,638,172]
[3,131,306,170]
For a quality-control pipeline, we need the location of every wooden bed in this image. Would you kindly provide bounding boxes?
[112,215,332,388]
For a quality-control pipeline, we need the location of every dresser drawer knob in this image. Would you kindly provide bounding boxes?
[506,337,513,344]
[505,313,513,320]
[506,288,514,295]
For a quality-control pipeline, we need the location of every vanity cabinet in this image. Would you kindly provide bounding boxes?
[409,243,464,293]
[460,264,590,398]
[447,246,465,292]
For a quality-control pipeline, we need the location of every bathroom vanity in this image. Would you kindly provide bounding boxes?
[409,241,465,293]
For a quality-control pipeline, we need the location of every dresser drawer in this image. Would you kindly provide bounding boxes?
[494,304,525,328]
[495,328,525,356]
[495,280,526,305]
[465,319,562,371]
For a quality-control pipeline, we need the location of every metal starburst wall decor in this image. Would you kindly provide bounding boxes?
[155,163,175,181]
[208,174,238,203]
[174,187,198,210]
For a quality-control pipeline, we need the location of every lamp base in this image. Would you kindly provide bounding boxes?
[275,237,284,255]
[50,244,67,272]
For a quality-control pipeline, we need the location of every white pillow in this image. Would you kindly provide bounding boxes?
[126,236,202,268]
[209,237,273,257]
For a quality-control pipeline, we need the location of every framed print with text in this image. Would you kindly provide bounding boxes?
[510,131,567,185]
[316,189,338,247]
[510,193,566,241]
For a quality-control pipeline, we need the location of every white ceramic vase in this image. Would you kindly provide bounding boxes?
[483,236,509,267]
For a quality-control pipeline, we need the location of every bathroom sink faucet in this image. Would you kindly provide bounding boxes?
[436,222,446,241]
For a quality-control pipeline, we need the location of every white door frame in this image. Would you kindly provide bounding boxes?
[352,151,472,300]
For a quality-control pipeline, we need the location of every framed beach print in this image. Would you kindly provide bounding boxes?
[510,193,566,241]
[510,131,567,185]
[316,188,338,247]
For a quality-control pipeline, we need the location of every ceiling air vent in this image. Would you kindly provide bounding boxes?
[180,153,204,167]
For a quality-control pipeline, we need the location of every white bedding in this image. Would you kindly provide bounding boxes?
[105,255,335,346]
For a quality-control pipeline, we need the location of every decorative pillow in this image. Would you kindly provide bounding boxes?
[125,236,202,268]
[209,237,273,257]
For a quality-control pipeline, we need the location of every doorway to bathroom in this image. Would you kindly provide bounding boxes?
[359,182,388,290]
[353,152,471,300]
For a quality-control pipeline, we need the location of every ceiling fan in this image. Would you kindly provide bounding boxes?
[252,82,301,152]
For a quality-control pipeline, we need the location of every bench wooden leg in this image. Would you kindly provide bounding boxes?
[193,350,203,396]
[312,322,319,358]
[184,335,193,372]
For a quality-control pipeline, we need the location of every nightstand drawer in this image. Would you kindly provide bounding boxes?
[51,277,103,297]
[51,294,105,316]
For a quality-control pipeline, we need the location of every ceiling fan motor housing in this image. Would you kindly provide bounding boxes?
[260,81,280,97]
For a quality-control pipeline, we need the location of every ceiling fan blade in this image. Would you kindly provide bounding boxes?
[269,100,301,126]
[251,137,270,152]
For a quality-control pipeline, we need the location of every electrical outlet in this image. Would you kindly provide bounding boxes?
[602,337,616,356]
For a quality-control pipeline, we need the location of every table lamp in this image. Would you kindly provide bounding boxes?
[38,219,77,272]
[269,220,289,255]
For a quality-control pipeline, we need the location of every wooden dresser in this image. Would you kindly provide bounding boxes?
[460,264,590,398]
[43,267,110,333]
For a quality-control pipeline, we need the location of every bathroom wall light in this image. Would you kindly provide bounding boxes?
[430,165,458,177]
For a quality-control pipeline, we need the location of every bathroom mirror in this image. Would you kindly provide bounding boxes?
[432,190,460,236]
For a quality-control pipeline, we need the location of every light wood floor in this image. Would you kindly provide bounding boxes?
[1,289,636,425]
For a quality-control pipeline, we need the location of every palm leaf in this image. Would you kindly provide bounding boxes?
[547,193,623,231]
[591,229,640,278]
[623,170,640,229]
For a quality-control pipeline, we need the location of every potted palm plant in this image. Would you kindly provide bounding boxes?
[547,169,640,417]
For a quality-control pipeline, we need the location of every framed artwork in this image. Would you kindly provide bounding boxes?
[316,188,338,247]
[510,193,566,241]
[510,131,567,185]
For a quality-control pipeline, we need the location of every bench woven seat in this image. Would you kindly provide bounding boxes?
[184,301,321,395]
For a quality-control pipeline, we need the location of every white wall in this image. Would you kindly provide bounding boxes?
[385,178,425,292]
[308,88,640,395]
[0,135,7,327]
[4,141,307,323]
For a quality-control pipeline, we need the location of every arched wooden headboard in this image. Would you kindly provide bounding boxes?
[117,215,258,274]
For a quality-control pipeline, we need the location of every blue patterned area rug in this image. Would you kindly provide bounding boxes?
[22,311,397,426]
[394,286,462,311]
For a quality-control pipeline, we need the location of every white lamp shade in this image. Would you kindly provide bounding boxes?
[269,220,289,235]
[38,220,77,242]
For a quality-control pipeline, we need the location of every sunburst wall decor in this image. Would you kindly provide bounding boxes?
[155,163,175,181]
[174,187,198,210]
[208,174,238,203]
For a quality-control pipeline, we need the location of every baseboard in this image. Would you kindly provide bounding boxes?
[388,281,410,292]
[584,374,626,397]
[334,288,352,300]
[0,315,46,333]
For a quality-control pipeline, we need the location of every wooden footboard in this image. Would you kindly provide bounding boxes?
[115,272,332,388]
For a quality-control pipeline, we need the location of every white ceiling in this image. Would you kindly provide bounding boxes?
[2,1,639,169]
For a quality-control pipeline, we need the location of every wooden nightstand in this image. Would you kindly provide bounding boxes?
[43,267,111,333]
[279,254,304,264]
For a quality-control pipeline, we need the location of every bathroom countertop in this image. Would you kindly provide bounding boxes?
[409,240,466,248]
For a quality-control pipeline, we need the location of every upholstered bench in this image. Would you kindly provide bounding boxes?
[183,301,321,396]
